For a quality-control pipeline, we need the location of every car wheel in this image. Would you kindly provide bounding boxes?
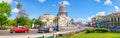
[38,31,40,33]
[10,31,13,33]
[12,31,16,33]
[43,31,45,33]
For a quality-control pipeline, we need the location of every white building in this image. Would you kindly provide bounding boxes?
[39,2,70,27]
[58,2,69,27]
[39,14,56,26]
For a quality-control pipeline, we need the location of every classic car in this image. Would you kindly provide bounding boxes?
[10,26,29,33]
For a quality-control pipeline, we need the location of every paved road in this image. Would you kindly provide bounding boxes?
[0,27,89,38]
[0,27,78,36]
[0,29,41,36]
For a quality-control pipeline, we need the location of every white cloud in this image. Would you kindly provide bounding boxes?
[95,0,101,2]
[59,1,70,6]
[74,12,106,24]
[96,12,106,16]
[38,0,46,3]
[0,0,13,3]
[14,1,18,5]
[12,8,19,13]
[104,0,113,5]
[114,6,119,12]
[73,15,95,24]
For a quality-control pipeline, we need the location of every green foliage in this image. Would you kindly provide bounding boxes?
[73,33,120,38]
[56,32,120,38]
[56,36,68,38]
[86,28,109,33]
[32,18,38,24]
[38,21,45,28]
[53,17,58,25]
[36,36,53,38]
[15,16,31,27]
[17,3,22,9]
[112,30,120,33]
[8,20,16,26]
[0,1,11,17]
[116,30,120,33]
[69,32,75,36]
[0,1,11,29]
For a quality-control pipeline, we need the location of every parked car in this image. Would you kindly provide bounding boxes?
[53,26,59,31]
[10,26,29,33]
[38,28,49,33]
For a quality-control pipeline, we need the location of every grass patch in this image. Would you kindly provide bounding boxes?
[56,36,68,38]
[73,33,120,38]
[56,33,120,38]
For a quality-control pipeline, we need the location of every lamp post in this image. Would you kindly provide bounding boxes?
[56,15,59,31]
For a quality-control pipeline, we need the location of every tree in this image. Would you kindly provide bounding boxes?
[53,17,58,25]
[17,2,28,18]
[8,20,16,27]
[70,18,74,24]
[0,2,11,29]
[17,3,22,9]
[15,16,31,27]
[32,18,36,24]
[38,21,45,28]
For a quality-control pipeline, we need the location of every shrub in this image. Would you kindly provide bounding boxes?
[69,32,74,36]
[112,30,120,33]
[86,28,109,33]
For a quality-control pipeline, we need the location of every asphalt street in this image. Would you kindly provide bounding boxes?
[0,29,41,36]
[0,27,88,38]
[0,27,81,36]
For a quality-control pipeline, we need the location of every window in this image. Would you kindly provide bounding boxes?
[111,18,113,21]
[118,18,120,22]
[114,18,116,21]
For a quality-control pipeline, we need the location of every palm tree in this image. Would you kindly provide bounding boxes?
[53,17,58,25]
[70,18,74,25]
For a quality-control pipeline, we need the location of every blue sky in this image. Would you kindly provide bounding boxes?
[0,0,120,23]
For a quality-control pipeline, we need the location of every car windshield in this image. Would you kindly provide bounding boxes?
[18,26,24,29]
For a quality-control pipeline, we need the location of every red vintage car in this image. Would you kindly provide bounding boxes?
[10,26,29,33]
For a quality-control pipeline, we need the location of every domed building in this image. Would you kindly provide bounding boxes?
[57,2,69,27]
[38,2,70,27]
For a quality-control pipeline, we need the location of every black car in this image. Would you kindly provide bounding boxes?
[38,28,49,33]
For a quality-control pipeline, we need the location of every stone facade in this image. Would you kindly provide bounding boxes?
[39,2,69,27]
[91,12,120,27]
[58,2,69,27]
[39,14,56,26]
[100,12,120,27]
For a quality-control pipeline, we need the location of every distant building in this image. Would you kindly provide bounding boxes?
[39,14,56,26]
[91,12,120,27]
[58,2,69,27]
[39,2,70,27]
[100,12,120,27]
[91,16,105,27]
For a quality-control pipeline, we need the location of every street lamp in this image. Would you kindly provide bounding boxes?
[56,15,59,31]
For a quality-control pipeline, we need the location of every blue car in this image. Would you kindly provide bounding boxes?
[53,26,59,31]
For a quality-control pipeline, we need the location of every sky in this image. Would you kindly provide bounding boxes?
[0,0,120,24]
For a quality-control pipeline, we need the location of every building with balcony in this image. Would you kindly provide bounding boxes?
[91,12,120,28]
[100,12,120,27]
